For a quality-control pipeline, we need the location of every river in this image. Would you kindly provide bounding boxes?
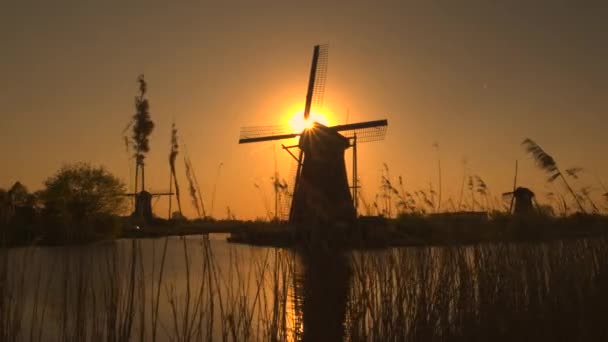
[2,234,607,341]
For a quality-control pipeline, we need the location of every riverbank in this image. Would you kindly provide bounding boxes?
[2,213,607,249]
[227,213,608,248]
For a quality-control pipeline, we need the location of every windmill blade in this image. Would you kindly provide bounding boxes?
[239,133,300,144]
[311,45,328,112]
[240,124,292,139]
[331,119,388,143]
[304,44,328,119]
[239,124,299,144]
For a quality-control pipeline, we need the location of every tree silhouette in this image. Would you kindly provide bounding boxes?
[7,181,34,207]
[41,163,127,221]
[132,74,155,192]
[0,189,8,224]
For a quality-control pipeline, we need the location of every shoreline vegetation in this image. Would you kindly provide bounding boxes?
[2,161,605,249]
[1,229,608,340]
[1,212,607,249]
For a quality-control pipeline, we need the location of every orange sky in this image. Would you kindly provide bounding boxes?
[1,1,607,218]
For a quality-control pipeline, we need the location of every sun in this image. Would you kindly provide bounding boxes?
[288,110,330,132]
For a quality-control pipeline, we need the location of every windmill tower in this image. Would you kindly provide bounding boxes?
[238,45,388,225]
[503,187,536,216]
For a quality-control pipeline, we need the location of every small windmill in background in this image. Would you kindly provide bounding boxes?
[238,45,388,225]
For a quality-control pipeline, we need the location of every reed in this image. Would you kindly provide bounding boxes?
[522,138,586,213]
[346,238,608,341]
[2,233,608,341]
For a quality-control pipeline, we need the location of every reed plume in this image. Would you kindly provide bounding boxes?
[168,123,182,217]
[184,156,202,218]
[131,75,155,192]
[433,142,442,212]
[522,138,585,213]
[565,167,583,179]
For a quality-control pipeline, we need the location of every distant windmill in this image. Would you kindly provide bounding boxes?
[238,45,388,225]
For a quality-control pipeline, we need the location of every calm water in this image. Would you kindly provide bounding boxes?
[3,234,607,341]
[6,234,293,341]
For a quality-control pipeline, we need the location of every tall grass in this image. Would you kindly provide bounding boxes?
[346,238,608,341]
[8,236,300,341]
[1,235,608,341]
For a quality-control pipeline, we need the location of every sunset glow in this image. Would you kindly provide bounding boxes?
[1,1,607,224]
[2,3,607,340]
[288,110,331,132]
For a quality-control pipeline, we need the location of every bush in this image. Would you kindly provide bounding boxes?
[39,163,127,242]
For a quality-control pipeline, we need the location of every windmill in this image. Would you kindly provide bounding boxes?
[238,45,388,225]
[121,138,174,221]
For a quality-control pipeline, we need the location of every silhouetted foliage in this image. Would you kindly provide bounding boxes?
[561,168,601,213]
[565,167,583,179]
[132,75,154,166]
[7,182,35,207]
[472,175,493,211]
[169,124,179,172]
[168,123,182,216]
[0,188,13,226]
[41,163,126,219]
[271,175,290,220]
[433,142,442,212]
[130,74,155,195]
[579,186,600,213]
[0,183,39,242]
[522,138,585,213]
[184,156,202,218]
[522,138,559,179]
[378,163,395,216]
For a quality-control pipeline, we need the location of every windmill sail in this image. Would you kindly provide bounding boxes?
[239,120,388,144]
[236,44,388,224]
[239,125,299,144]
[304,45,328,119]
[331,119,388,143]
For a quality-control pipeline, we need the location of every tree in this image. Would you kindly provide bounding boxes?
[41,163,127,222]
[8,182,33,206]
[0,188,9,224]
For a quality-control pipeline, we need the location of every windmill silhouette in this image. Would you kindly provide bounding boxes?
[238,45,388,225]
[122,125,174,222]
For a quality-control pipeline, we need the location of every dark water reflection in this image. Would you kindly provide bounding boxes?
[3,235,608,341]
[295,244,351,342]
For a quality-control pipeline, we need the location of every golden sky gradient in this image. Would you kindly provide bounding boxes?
[1,1,607,219]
